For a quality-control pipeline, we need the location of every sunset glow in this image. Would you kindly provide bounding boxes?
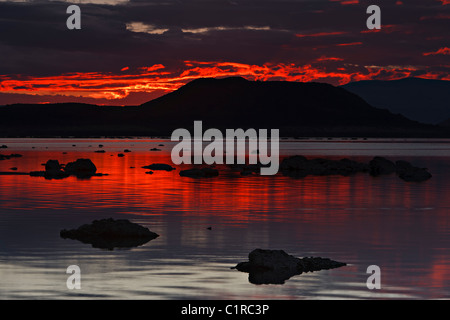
[1,61,448,106]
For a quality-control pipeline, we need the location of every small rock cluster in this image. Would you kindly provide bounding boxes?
[0,153,22,161]
[280,155,432,182]
[30,158,104,179]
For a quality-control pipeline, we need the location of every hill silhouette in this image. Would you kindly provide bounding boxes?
[341,78,450,125]
[0,77,447,137]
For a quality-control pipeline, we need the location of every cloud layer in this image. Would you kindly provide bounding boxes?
[0,0,448,105]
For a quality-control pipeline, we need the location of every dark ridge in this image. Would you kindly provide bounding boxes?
[0,77,448,137]
[341,77,450,125]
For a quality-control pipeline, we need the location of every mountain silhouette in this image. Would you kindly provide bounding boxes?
[341,78,450,125]
[0,77,446,137]
[439,118,450,127]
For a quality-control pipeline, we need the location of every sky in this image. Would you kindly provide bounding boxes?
[0,0,448,106]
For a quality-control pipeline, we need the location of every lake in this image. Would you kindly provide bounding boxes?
[0,138,449,299]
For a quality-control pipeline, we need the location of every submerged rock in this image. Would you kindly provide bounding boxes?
[179,167,219,178]
[142,163,175,171]
[232,249,346,285]
[60,218,159,250]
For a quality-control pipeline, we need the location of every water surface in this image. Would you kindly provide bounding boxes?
[0,138,449,299]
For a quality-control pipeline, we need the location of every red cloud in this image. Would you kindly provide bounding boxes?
[295,31,347,38]
[0,61,448,105]
[329,0,359,4]
[361,25,404,34]
[317,56,344,61]
[423,47,450,56]
[336,42,363,46]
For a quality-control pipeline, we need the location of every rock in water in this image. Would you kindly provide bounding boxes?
[280,155,368,178]
[60,218,159,250]
[0,153,23,161]
[232,249,346,285]
[396,160,432,182]
[369,156,396,176]
[43,159,69,179]
[179,167,219,178]
[64,158,97,178]
[142,163,175,171]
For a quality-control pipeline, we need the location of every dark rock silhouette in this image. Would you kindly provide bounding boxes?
[280,156,368,178]
[43,159,68,179]
[31,158,103,179]
[0,145,7,148]
[118,153,125,157]
[179,167,219,178]
[94,150,105,153]
[64,158,97,178]
[232,249,346,285]
[0,171,29,175]
[60,218,159,250]
[150,148,161,151]
[395,160,432,182]
[280,155,432,182]
[369,156,396,176]
[142,163,175,171]
[0,153,22,160]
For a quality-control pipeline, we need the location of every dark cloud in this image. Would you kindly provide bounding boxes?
[0,0,448,104]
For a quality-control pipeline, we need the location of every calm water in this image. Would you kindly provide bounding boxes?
[0,138,450,299]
